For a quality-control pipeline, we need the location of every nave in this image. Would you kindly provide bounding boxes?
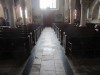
[0,27,73,75]
[0,0,100,75]
[29,27,73,75]
[27,27,100,75]
[0,26,100,75]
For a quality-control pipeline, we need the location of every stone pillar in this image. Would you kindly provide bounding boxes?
[80,0,88,27]
[64,0,70,22]
[20,0,26,25]
[6,0,15,28]
[29,0,33,23]
[69,0,76,24]
[0,0,5,18]
[25,0,33,24]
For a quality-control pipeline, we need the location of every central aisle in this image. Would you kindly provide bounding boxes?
[30,27,66,75]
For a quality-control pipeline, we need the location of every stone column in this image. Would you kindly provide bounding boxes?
[29,0,33,23]
[80,0,88,27]
[0,0,5,18]
[6,0,15,28]
[64,0,70,22]
[20,0,26,25]
[69,0,76,24]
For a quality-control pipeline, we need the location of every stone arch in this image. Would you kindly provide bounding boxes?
[92,2,100,19]
[91,0,100,19]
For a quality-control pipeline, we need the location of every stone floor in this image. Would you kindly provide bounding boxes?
[29,27,71,75]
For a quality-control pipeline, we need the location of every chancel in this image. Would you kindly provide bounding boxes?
[0,0,100,75]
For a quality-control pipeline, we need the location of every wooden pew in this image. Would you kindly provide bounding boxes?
[0,24,43,59]
[53,23,100,57]
[53,23,74,44]
[86,23,95,28]
[0,30,32,59]
[22,24,43,44]
[65,27,100,57]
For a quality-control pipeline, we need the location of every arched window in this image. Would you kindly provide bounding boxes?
[40,0,56,9]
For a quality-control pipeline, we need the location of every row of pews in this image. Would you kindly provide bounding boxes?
[53,23,100,58]
[0,24,44,59]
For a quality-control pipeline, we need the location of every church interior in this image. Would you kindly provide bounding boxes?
[0,0,100,75]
